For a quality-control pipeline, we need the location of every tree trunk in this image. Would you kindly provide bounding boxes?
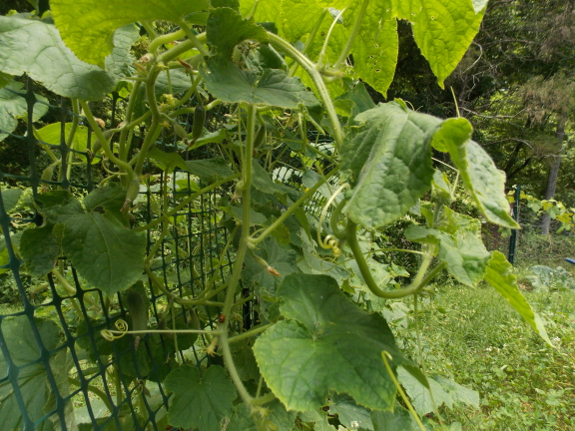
[541,115,567,235]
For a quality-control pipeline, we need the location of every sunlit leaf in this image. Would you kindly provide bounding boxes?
[253,273,406,412]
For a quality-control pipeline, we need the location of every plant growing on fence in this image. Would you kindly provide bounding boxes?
[0,0,553,429]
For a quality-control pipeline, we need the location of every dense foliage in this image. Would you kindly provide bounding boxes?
[0,0,561,430]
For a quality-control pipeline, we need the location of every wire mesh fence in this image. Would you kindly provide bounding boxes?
[0,79,238,430]
[0,79,335,430]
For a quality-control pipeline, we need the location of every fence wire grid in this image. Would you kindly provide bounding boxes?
[0,78,335,431]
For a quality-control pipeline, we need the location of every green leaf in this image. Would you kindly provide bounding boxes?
[35,122,91,152]
[0,17,138,100]
[253,273,406,412]
[202,8,317,108]
[433,376,480,409]
[0,81,48,142]
[329,393,374,430]
[61,213,145,295]
[0,188,23,213]
[430,117,472,153]
[397,367,479,416]
[51,0,209,67]
[371,404,421,431]
[203,60,317,108]
[34,190,84,225]
[430,117,518,228]
[251,161,292,196]
[244,237,299,294]
[405,223,490,287]
[164,365,237,431]
[335,82,376,119]
[185,158,234,184]
[148,147,190,174]
[484,251,552,345]
[0,72,11,89]
[342,102,438,228]
[83,184,126,213]
[349,3,398,97]
[455,141,518,228]
[20,225,60,277]
[392,0,485,87]
[0,316,62,430]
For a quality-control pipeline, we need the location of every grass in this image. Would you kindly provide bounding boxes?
[397,281,575,430]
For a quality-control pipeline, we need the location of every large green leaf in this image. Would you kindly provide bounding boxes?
[451,141,518,229]
[164,365,237,431]
[397,367,479,416]
[35,122,91,152]
[20,225,61,278]
[371,404,421,431]
[341,102,438,228]
[61,213,145,295]
[348,2,398,97]
[202,8,318,107]
[0,17,137,100]
[430,118,518,228]
[0,81,48,142]
[0,72,11,89]
[51,0,210,67]
[0,316,62,430]
[253,273,406,412]
[391,0,486,87]
[484,251,552,345]
[405,224,490,287]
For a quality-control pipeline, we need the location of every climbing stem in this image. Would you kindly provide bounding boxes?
[249,166,340,246]
[80,100,134,182]
[346,220,444,299]
[219,104,257,410]
[334,0,370,69]
[178,21,210,58]
[267,32,344,149]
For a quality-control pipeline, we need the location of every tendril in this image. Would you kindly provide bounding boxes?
[101,319,129,342]
[318,183,349,256]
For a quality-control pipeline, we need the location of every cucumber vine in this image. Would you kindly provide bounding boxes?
[0,1,554,430]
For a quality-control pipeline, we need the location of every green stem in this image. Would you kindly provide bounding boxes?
[134,67,162,177]
[330,198,347,239]
[141,22,157,39]
[251,392,277,406]
[334,0,370,70]
[317,7,346,67]
[288,9,328,76]
[80,100,134,182]
[158,32,206,64]
[118,81,143,163]
[381,352,427,431]
[68,378,113,413]
[114,365,122,405]
[267,32,344,149]
[346,221,443,299]
[65,99,80,179]
[228,323,274,344]
[249,167,340,246]
[219,105,258,409]
[178,21,210,57]
[149,28,186,55]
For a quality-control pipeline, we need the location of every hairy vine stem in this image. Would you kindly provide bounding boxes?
[80,100,135,182]
[266,32,345,149]
[249,166,340,246]
[345,220,445,299]
[219,104,257,409]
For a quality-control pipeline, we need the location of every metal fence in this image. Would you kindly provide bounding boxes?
[0,78,235,430]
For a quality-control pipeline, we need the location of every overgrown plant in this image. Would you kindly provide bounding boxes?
[0,0,554,429]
